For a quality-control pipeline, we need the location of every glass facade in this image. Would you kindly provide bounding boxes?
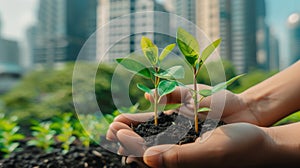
[34,0,97,65]
[287,13,300,64]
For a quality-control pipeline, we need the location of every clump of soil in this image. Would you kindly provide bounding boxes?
[134,112,226,146]
[0,143,131,168]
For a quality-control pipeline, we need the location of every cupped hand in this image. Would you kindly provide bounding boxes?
[145,84,261,125]
[108,119,278,168]
[106,84,265,167]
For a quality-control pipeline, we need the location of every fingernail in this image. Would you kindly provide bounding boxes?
[144,148,163,167]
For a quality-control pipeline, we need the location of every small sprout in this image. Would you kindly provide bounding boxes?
[117,36,184,126]
[0,116,25,158]
[177,27,243,134]
[28,122,56,152]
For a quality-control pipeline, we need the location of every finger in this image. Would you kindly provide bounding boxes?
[118,146,131,156]
[114,113,154,127]
[106,121,132,141]
[143,143,210,168]
[117,129,146,157]
[126,156,149,168]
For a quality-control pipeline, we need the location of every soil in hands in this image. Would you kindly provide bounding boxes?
[134,112,226,146]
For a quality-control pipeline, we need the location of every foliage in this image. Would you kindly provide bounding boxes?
[176,28,242,133]
[116,37,183,125]
[0,115,25,158]
[27,122,56,152]
[0,63,147,128]
[274,111,300,126]
[50,113,76,153]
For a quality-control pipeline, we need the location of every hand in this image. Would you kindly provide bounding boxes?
[108,120,281,168]
[145,84,261,125]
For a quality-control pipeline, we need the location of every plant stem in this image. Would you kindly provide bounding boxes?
[193,68,199,134]
[154,67,160,126]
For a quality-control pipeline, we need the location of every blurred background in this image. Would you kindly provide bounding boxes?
[0,0,300,126]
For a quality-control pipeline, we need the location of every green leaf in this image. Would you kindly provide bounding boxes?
[116,58,151,79]
[158,80,177,97]
[176,27,200,66]
[10,134,25,141]
[198,107,211,113]
[8,143,19,153]
[200,38,222,66]
[137,83,152,94]
[155,66,185,80]
[140,36,159,65]
[163,103,182,111]
[142,103,182,112]
[159,43,176,61]
[199,89,212,97]
[212,74,245,93]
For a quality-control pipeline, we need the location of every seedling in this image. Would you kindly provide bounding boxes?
[116,37,184,125]
[27,122,56,152]
[0,115,24,158]
[176,28,243,133]
[51,113,76,153]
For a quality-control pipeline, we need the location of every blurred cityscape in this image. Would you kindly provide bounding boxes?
[0,0,300,94]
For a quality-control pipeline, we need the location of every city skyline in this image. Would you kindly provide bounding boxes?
[0,0,299,69]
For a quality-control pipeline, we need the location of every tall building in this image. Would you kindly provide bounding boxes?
[287,13,300,65]
[230,0,257,73]
[33,0,97,66]
[255,0,270,70]
[196,0,220,41]
[26,26,37,66]
[97,0,170,62]
[269,30,280,70]
[0,39,20,66]
[169,0,197,34]
[0,16,22,94]
[218,0,232,61]
[0,13,2,37]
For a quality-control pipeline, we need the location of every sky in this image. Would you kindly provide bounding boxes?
[0,0,38,40]
[265,0,300,67]
[0,0,299,68]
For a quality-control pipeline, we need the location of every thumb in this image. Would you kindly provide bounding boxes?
[143,144,177,168]
[143,143,203,168]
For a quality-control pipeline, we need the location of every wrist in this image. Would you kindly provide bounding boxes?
[262,124,300,166]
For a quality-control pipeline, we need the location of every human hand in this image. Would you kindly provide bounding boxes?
[109,121,280,168]
[145,84,261,125]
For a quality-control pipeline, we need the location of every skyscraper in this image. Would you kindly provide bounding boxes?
[196,0,220,41]
[33,0,97,66]
[269,30,280,70]
[0,13,2,37]
[0,15,22,93]
[97,0,170,62]
[164,0,197,34]
[287,13,300,65]
[219,0,232,61]
[230,0,257,73]
[255,0,270,70]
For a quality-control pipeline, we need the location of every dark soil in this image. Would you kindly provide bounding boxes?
[0,112,225,168]
[134,112,226,146]
[0,142,132,168]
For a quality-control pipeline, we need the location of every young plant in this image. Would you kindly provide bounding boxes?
[177,28,243,133]
[56,122,76,154]
[0,115,25,158]
[116,37,184,125]
[27,122,56,152]
[50,113,76,153]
